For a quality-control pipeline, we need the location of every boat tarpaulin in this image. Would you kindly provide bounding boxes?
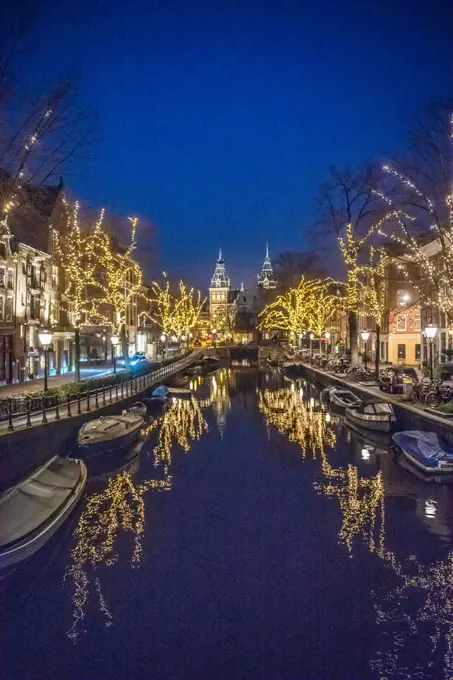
[393,431,453,468]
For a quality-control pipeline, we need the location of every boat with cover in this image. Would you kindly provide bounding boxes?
[145,385,170,405]
[328,387,362,409]
[392,431,453,479]
[345,401,396,433]
[77,412,144,457]
[0,456,87,569]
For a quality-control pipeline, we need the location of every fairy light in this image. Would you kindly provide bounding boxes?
[144,276,206,338]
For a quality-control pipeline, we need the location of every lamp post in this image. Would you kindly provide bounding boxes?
[111,334,119,374]
[38,329,53,392]
[309,333,314,357]
[425,324,437,380]
[325,331,330,356]
[360,330,370,371]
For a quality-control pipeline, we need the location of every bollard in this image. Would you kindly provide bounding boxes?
[42,396,48,424]
[67,394,72,417]
[77,393,82,415]
[7,398,13,432]
[55,394,60,420]
[26,396,32,427]
[95,389,99,409]
[102,386,106,406]
[87,391,91,412]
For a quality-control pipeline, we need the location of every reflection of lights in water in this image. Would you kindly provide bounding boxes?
[425,499,437,518]
[258,387,338,458]
[299,388,303,399]
[361,447,371,460]
[310,397,314,407]
[65,472,171,641]
[142,396,208,466]
[290,382,295,392]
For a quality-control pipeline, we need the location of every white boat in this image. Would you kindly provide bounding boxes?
[77,413,144,457]
[127,402,147,418]
[0,457,87,569]
[345,402,396,433]
[328,387,362,409]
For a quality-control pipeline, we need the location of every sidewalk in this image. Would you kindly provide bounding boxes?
[0,366,119,397]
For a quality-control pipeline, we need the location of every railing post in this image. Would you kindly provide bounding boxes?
[121,380,124,399]
[110,385,113,402]
[95,389,99,409]
[116,383,119,401]
[67,394,72,418]
[7,398,13,432]
[135,377,138,393]
[86,390,91,412]
[55,394,60,420]
[77,393,82,415]
[42,395,48,424]
[102,386,106,406]
[26,396,32,427]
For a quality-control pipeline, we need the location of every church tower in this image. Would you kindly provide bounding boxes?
[209,249,230,329]
[257,244,277,289]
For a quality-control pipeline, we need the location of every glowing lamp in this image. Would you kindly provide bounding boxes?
[360,330,370,342]
[424,325,437,339]
[39,329,53,347]
[111,334,120,346]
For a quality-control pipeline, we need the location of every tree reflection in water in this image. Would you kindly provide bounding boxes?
[66,394,209,642]
[259,381,453,679]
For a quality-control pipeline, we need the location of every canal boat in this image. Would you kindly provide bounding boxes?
[127,402,147,418]
[186,365,202,375]
[0,456,87,569]
[392,431,453,480]
[144,385,171,406]
[167,386,192,395]
[328,387,362,410]
[345,401,396,433]
[77,412,144,457]
[167,373,189,388]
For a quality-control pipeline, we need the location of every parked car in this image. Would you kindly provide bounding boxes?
[379,367,418,394]
[129,352,150,367]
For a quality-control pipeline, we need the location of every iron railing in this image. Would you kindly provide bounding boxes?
[1,350,203,434]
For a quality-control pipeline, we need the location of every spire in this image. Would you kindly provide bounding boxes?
[210,249,230,288]
[240,282,244,291]
[257,244,277,289]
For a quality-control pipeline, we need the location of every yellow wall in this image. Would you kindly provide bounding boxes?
[388,333,420,366]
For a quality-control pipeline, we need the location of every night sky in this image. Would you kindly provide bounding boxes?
[24,0,453,289]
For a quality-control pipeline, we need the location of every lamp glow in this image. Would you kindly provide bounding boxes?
[425,325,437,339]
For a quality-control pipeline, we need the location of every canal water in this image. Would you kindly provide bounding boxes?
[4,367,453,680]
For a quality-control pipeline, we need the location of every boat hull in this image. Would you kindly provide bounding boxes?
[78,422,143,458]
[0,459,87,569]
[345,408,394,433]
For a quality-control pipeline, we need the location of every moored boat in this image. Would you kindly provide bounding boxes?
[77,413,144,457]
[392,431,453,481]
[0,456,87,569]
[127,402,147,418]
[345,401,396,433]
[328,387,362,409]
[144,385,170,406]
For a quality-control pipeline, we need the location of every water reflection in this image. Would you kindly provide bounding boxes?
[65,471,171,641]
[259,378,453,679]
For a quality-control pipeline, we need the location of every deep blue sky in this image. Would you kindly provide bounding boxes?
[26,0,453,290]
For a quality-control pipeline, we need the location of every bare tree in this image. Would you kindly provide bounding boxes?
[273,251,327,291]
[314,165,385,363]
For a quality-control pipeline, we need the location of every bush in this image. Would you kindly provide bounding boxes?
[437,402,453,413]
[434,365,451,381]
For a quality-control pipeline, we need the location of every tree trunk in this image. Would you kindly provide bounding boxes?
[349,310,358,365]
[375,323,380,378]
[120,325,130,369]
[74,326,81,383]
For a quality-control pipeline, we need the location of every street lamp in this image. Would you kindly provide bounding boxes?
[38,329,53,392]
[424,324,437,380]
[111,334,120,374]
[361,330,370,371]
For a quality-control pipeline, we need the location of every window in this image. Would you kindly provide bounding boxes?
[0,296,4,321]
[5,297,12,322]
[397,314,406,331]
[7,270,13,289]
[397,344,406,360]
[414,313,421,331]
[0,268,4,286]
[415,344,421,360]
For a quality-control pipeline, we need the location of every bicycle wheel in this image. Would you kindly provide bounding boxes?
[425,392,441,408]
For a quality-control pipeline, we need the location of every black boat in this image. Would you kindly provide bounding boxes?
[77,413,144,457]
[328,386,362,409]
[345,401,396,433]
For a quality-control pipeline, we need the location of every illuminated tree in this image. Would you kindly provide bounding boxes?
[360,247,387,375]
[53,200,102,382]
[376,103,453,324]
[145,276,205,343]
[91,217,144,366]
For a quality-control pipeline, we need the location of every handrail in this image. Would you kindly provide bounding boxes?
[1,350,203,434]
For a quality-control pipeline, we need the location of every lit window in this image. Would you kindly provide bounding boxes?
[414,314,421,331]
[397,314,406,331]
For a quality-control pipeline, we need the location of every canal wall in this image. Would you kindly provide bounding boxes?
[298,363,453,444]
